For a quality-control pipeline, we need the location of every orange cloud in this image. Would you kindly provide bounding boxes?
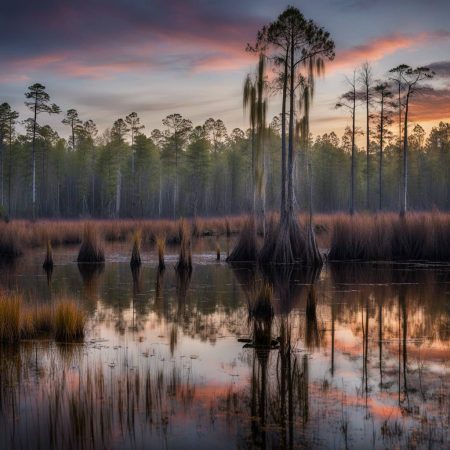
[409,87,450,122]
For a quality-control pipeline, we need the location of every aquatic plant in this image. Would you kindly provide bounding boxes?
[329,212,450,262]
[0,292,21,343]
[0,292,86,343]
[248,282,274,320]
[43,239,54,270]
[54,300,86,342]
[130,229,142,268]
[0,224,22,260]
[216,242,221,261]
[227,217,258,263]
[175,219,192,273]
[77,223,105,263]
[156,235,166,271]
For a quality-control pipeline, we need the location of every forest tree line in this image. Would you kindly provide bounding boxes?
[0,82,448,219]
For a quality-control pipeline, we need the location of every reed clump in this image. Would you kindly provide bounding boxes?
[248,282,274,320]
[54,300,86,342]
[43,239,54,270]
[77,223,105,263]
[329,212,450,262]
[156,235,166,271]
[175,220,192,273]
[130,230,142,268]
[0,292,86,343]
[0,224,23,260]
[0,293,21,343]
[216,242,221,261]
[227,218,258,263]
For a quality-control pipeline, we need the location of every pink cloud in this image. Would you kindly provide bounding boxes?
[329,30,450,72]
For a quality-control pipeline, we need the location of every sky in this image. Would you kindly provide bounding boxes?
[0,0,449,141]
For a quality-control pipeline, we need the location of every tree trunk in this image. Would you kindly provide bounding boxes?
[280,46,289,224]
[287,32,295,219]
[350,90,356,215]
[115,168,121,217]
[8,119,12,217]
[401,91,410,217]
[366,85,370,210]
[379,95,384,211]
[32,96,37,219]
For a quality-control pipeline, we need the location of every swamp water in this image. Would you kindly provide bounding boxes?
[1,241,450,449]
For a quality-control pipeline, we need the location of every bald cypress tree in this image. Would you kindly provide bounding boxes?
[253,6,334,265]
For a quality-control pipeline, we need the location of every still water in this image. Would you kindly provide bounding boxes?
[1,240,450,449]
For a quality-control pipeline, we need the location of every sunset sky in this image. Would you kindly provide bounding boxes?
[1,0,449,140]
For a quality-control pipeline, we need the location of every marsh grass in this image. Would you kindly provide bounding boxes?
[175,220,192,273]
[130,230,142,268]
[216,241,221,261]
[156,235,166,271]
[0,224,23,260]
[248,282,274,320]
[0,293,20,343]
[77,223,105,263]
[54,300,86,342]
[0,292,86,343]
[227,217,258,263]
[329,212,450,262]
[43,239,54,270]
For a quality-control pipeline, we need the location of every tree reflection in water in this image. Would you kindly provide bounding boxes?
[0,256,449,448]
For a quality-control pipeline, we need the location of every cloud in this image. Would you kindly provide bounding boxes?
[330,31,450,71]
[0,0,260,82]
[409,86,450,122]
[427,61,450,79]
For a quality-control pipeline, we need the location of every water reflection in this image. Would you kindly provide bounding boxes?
[0,247,449,449]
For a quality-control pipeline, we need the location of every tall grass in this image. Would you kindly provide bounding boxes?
[77,223,105,263]
[0,292,86,343]
[329,212,450,262]
[0,293,20,343]
[248,282,274,320]
[227,218,258,263]
[43,239,54,269]
[175,220,192,272]
[156,235,166,271]
[0,216,246,250]
[54,301,86,342]
[0,224,23,260]
[130,229,142,268]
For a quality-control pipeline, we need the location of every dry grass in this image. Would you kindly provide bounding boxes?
[0,293,21,343]
[156,235,166,271]
[175,219,192,272]
[227,218,258,263]
[328,212,450,262]
[77,223,105,263]
[0,292,86,343]
[43,239,54,270]
[130,229,142,268]
[1,212,449,263]
[0,224,23,260]
[0,216,247,250]
[54,301,86,342]
[216,242,221,261]
[248,282,274,319]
